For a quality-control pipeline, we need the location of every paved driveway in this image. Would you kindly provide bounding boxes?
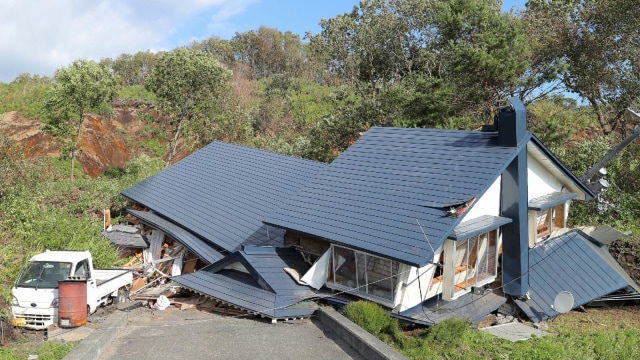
[99,306,363,360]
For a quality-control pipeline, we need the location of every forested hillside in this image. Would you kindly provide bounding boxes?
[1,0,640,353]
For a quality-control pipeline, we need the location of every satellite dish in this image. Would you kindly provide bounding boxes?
[553,291,575,314]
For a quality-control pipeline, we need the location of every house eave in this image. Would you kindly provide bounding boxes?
[528,135,596,201]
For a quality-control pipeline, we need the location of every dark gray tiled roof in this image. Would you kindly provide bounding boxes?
[515,230,638,322]
[528,192,577,211]
[128,209,224,264]
[265,127,521,266]
[450,215,512,240]
[101,225,148,248]
[171,247,318,319]
[122,141,327,253]
[577,225,630,247]
[399,292,507,325]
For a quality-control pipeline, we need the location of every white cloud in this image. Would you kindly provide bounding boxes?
[0,0,256,82]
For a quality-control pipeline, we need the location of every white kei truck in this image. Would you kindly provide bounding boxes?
[11,250,133,330]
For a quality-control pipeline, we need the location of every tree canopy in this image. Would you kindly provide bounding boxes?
[145,48,233,164]
[43,59,117,179]
[526,0,640,135]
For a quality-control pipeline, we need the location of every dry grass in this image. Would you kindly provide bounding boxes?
[547,305,640,335]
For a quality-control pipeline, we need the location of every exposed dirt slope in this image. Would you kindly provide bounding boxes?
[0,103,187,178]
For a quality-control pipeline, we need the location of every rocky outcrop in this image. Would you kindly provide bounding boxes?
[0,111,61,158]
[0,104,177,178]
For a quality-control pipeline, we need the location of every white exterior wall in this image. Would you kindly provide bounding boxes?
[527,153,565,200]
[463,176,501,220]
[527,152,574,246]
[395,249,441,312]
[396,177,503,307]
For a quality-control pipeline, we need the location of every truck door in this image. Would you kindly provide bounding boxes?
[74,259,97,311]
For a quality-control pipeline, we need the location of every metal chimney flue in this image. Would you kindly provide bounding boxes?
[500,98,530,298]
[495,98,527,147]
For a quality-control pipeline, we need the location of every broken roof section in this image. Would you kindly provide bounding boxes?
[171,246,319,320]
[122,141,327,253]
[101,224,148,248]
[127,209,224,264]
[515,230,640,323]
[265,127,521,266]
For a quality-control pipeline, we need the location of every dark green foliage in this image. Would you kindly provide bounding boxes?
[527,95,590,133]
[142,138,166,158]
[102,167,127,179]
[231,27,306,80]
[552,135,640,234]
[526,0,640,135]
[433,0,528,110]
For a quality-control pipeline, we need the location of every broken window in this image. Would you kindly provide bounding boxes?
[74,259,91,278]
[329,245,400,302]
[448,229,499,298]
[534,203,565,243]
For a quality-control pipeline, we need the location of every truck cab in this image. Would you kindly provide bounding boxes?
[11,250,132,330]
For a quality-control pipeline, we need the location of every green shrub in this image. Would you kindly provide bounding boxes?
[142,138,166,157]
[344,301,390,335]
[425,317,470,349]
[343,301,404,346]
[123,154,165,181]
[102,167,127,179]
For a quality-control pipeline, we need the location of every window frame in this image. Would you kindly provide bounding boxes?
[530,202,567,245]
[443,228,500,300]
[326,245,400,306]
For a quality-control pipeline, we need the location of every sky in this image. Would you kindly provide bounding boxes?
[0,0,525,83]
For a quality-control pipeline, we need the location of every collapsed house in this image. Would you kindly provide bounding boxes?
[118,141,328,317]
[118,98,639,324]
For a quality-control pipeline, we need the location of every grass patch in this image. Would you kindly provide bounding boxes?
[343,305,640,359]
[0,339,78,360]
[142,138,166,157]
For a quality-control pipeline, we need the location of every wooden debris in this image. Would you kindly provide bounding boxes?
[130,277,146,292]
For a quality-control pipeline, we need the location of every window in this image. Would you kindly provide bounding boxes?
[528,192,573,246]
[329,245,400,302]
[74,260,90,278]
[534,203,565,242]
[15,262,72,288]
[448,229,498,298]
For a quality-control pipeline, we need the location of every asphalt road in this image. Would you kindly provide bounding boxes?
[99,306,364,360]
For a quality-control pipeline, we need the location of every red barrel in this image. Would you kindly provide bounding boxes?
[58,280,87,328]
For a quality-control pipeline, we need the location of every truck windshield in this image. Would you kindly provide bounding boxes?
[15,261,72,288]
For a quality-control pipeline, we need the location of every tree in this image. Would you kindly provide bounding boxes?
[526,0,640,135]
[44,59,117,180]
[432,0,528,114]
[190,36,235,66]
[145,48,232,164]
[108,51,156,86]
[307,0,529,129]
[308,0,435,93]
[231,27,306,80]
